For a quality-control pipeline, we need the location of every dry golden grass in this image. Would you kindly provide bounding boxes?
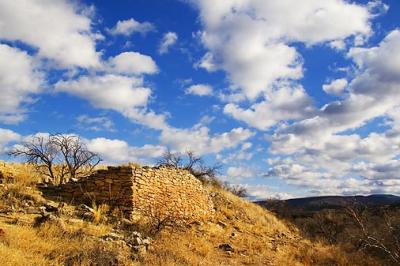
[0,161,42,185]
[141,187,380,266]
[91,203,110,224]
[0,218,133,266]
[0,161,380,266]
[0,161,133,266]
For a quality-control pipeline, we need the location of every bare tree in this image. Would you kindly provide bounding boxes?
[51,134,101,182]
[346,206,400,264]
[9,134,64,183]
[223,183,248,198]
[9,134,101,184]
[157,150,221,181]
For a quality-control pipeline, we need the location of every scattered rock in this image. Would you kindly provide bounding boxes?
[82,212,94,221]
[25,207,41,214]
[219,243,234,252]
[142,238,151,246]
[124,231,152,258]
[78,204,94,213]
[44,202,60,213]
[34,212,66,231]
[132,236,142,245]
[0,207,12,214]
[77,204,95,220]
[101,232,124,241]
[98,230,152,260]
[131,231,142,238]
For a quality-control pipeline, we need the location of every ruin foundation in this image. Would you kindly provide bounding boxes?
[40,166,214,223]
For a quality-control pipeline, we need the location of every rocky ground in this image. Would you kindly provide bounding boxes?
[0,162,381,265]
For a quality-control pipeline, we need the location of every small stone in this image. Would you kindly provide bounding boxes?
[142,238,151,246]
[218,243,234,252]
[78,204,94,213]
[26,207,40,214]
[101,232,124,241]
[217,221,227,228]
[44,202,59,213]
[34,213,66,231]
[132,237,142,245]
[131,231,142,238]
[82,212,94,221]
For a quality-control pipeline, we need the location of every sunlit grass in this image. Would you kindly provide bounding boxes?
[0,161,380,266]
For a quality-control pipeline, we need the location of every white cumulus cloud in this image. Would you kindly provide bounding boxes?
[158,32,178,54]
[185,84,213,96]
[160,126,254,155]
[55,74,151,111]
[267,30,400,195]
[76,115,115,132]
[0,128,21,154]
[190,0,375,99]
[224,86,314,130]
[0,0,100,68]
[108,18,155,36]
[106,52,158,75]
[323,78,348,95]
[0,44,43,124]
[86,138,165,164]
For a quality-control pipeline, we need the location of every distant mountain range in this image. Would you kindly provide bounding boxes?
[257,194,400,212]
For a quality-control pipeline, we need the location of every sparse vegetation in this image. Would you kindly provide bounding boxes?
[9,134,101,185]
[156,150,248,198]
[263,198,400,265]
[222,182,248,198]
[157,150,221,181]
[91,202,110,224]
[0,161,386,265]
[345,205,400,264]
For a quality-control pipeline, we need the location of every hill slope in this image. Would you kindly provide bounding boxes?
[258,194,400,213]
[0,162,379,265]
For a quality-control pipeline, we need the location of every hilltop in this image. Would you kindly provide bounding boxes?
[0,162,379,266]
[258,194,400,213]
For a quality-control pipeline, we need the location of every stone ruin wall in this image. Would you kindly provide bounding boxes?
[131,166,214,223]
[41,166,214,223]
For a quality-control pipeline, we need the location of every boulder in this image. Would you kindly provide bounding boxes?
[34,212,66,231]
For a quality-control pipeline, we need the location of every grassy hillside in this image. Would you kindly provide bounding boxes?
[0,162,379,266]
[259,197,400,265]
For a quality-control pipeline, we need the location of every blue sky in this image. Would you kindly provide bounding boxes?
[1,0,400,199]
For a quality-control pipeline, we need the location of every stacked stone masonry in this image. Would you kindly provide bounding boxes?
[40,166,214,223]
